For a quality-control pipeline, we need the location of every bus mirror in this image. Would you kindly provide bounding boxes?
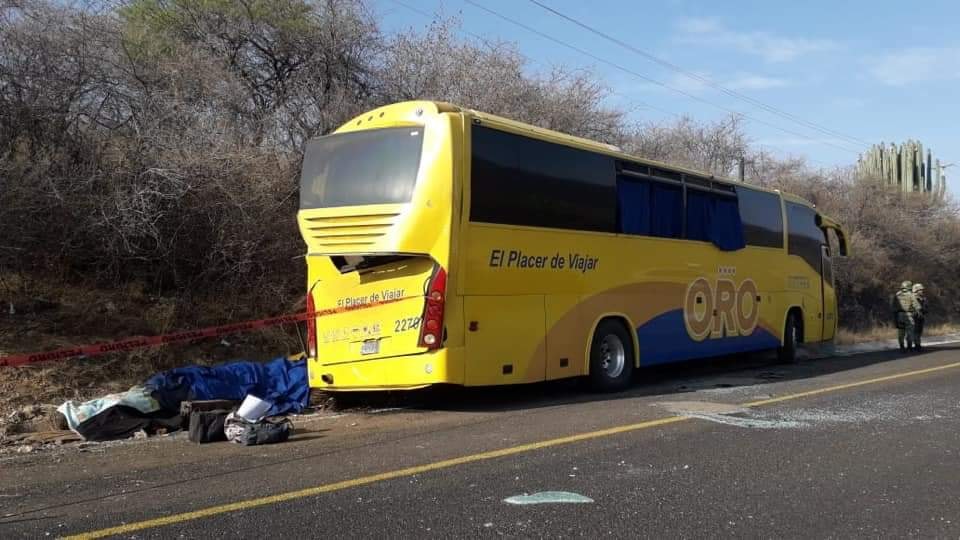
[826,226,848,257]
[816,213,848,257]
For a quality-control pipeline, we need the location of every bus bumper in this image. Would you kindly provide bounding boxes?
[307,348,464,391]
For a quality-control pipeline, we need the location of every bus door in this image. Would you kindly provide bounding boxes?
[820,244,837,340]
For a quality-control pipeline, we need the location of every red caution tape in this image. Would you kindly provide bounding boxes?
[0,296,413,368]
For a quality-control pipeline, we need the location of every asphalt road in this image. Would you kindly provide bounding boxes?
[3,343,960,538]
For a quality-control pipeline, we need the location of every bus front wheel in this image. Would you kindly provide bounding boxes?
[778,312,800,364]
[588,320,635,392]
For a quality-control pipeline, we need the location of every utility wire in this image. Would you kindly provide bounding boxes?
[462,0,863,156]
[526,0,870,150]
[386,0,665,121]
[385,0,839,168]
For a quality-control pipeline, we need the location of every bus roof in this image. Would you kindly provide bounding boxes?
[336,100,821,212]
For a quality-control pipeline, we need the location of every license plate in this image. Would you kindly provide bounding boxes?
[360,339,380,355]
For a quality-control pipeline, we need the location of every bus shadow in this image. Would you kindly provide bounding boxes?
[337,343,960,414]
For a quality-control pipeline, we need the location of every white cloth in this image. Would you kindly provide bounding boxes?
[57,386,161,433]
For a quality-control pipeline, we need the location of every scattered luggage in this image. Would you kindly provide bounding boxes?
[56,357,307,444]
[224,412,292,446]
[187,409,231,444]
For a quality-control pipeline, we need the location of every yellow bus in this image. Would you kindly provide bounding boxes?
[298,101,848,392]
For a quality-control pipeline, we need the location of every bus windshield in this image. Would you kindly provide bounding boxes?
[300,126,424,208]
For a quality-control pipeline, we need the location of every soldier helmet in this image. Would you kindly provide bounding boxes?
[901,280,913,290]
[913,283,924,292]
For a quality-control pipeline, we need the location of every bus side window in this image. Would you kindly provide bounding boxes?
[650,183,683,238]
[738,188,784,248]
[616,177,682,239]
[685,189,745,250]
[786,202,824,273]
[470,125,616,232]
[616,177,651,235]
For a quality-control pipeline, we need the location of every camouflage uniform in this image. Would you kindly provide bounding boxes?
[912,283,926,350]
[891,281,920,351]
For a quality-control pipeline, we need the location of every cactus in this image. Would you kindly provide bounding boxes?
[857,140,947,197]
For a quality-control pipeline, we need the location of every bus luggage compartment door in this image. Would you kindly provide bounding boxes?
[312,256,436,364]
[464,296,546,385]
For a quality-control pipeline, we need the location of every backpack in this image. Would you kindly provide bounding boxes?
[895,290,915,313]
[224,412,292,446]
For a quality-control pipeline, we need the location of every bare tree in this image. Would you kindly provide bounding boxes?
[623,114,748,176]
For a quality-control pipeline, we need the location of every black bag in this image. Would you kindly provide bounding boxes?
[188,409,230,443]
[224,413,292,446]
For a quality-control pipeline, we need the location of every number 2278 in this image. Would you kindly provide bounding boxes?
[395,317,421,333]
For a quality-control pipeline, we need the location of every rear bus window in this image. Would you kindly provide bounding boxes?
[300,127,424,208]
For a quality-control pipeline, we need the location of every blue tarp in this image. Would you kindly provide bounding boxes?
[145,357,309,417]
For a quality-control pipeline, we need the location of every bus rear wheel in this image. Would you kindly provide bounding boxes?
[777,312,799,364]
[588,320,635,392]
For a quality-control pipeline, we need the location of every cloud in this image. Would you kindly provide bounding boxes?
[629,71,790,96]
[868,47,960,86]
[676,17,836,63]
[725,74,789,90]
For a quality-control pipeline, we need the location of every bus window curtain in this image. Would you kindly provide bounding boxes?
[650,184,682,238]
[616,178,651,235]
[711,195,745,251]
[685,190,712,243]
[685,190,746,251]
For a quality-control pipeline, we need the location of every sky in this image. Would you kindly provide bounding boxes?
[371,0,960,194]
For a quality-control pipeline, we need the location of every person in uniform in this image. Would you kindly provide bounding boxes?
[892,280,919,352]
[912,283,926,350]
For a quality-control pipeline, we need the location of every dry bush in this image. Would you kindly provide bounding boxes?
[758,162,960,329]
[624,114,749,176]
[375,16,625,143]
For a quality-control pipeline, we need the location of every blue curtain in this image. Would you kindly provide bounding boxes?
[617,178,651,235]
[710,196,746,251]
[684,190,746,251]
[685,190,712,243]
[650,184,683,238]
[616,177,745,250]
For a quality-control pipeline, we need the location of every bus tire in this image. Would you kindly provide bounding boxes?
[777,312,799,364]
[588,319,635,392]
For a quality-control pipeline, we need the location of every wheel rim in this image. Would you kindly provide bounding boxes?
[599,334,626,379]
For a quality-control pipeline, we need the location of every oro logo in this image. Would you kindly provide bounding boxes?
[683,277,760,342]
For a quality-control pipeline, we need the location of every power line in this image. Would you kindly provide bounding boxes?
[526,0,871,150]
[460,0,862,156]
[384,0,840,168]
[385,0,666,121]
